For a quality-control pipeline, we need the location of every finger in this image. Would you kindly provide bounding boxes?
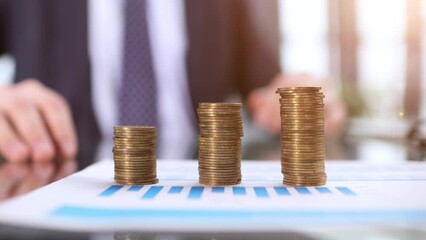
[253,108,276,134]
[0,115,30,163]
[37,92,77,161]
[249,93,281,134]
[0,163,29,201]
[270,115,281,133]
[325,100,347,138]
[247,88,266,111]
[5,99,55,162]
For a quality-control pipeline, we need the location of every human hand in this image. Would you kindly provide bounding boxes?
[247,73,347,138]
[0,79,77,163]
[0,160,76,201]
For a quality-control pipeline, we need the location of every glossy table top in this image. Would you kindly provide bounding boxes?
[0,137,425,240]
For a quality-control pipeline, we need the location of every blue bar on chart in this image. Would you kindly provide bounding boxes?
[168,186,184,194]
[274,187,290,196]
[142,186,163,199]
[232,187,246,196]
[99,185,123,197]
[254,187,269,198]
[127,186,143,192]
[316,187,332,194]
[295,187,311,195]
[336,187,356,196]
[188,187,204,199]
[212,187,225,193]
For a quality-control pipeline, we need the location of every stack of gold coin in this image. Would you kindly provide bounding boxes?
[197,103,243,186]
[113,126,158,185]
[276,87,327,186]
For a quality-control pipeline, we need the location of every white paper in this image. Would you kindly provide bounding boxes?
[0,160,425,232]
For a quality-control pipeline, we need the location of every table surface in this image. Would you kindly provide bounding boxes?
[0,137,425,240]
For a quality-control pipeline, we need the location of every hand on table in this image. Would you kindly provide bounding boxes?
[0,160,76,201]
[247,73,348,138]
[0,79,77,163]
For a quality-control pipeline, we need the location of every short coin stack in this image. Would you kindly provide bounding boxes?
[197,103,243,186]
[276,87,327,186]
[113,126,158,185]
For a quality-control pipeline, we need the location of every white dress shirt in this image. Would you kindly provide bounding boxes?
[88,0,196,161]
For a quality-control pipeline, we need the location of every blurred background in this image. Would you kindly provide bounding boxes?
[247,0,426,162]
[1,0,426,162]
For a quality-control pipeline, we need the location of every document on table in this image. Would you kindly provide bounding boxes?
[0,160,425,232]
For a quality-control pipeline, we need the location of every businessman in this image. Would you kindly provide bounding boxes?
[0,0,346,168]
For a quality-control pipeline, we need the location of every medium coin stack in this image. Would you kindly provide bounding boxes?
[197,103,243,186]
[276,87,327,186]
[113,126,158,185]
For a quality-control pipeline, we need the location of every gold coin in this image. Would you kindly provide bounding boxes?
[199,102,241,107]
[113,125,158,185]
[114,125,156,130]
[199,174,241,179]
[197,102,243,186]
[276,86,321,92]
[276,87,327,187]
[199,152,241,157]
[115,178,159,185]
[199,179,241,186]
[199,164,241,168]
[198,110,241,114]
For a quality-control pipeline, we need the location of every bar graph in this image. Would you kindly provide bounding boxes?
[212,187,225,193]
[295,187,311,195]
[188,187,204,199]
[39,161,426,231]
[168,186,183,194]
[253,187,269,198]
[316,187,332,194]
[127,186,143,192]
[99,185,122,197]
[142,186,163,199]
[99,185,356,199]
[274,187,290,196]
[336,186,356,196]
[232,187,247,195]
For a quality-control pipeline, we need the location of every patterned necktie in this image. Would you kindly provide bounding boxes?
[119,0,157,126]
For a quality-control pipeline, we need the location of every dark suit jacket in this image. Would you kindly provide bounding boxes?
[0,0,280,168]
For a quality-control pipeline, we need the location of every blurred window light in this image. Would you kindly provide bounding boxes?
[0,54,14,86]
[279,0,329,76]
[357,0,406,119]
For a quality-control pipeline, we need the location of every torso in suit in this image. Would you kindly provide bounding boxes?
[0,0,280,168]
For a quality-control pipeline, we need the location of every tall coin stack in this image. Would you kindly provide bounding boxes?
[113,126,158,185]
[197,103,243,186]
[276,87,327,186]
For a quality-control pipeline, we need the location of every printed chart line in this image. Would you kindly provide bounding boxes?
[99,186,356,199]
